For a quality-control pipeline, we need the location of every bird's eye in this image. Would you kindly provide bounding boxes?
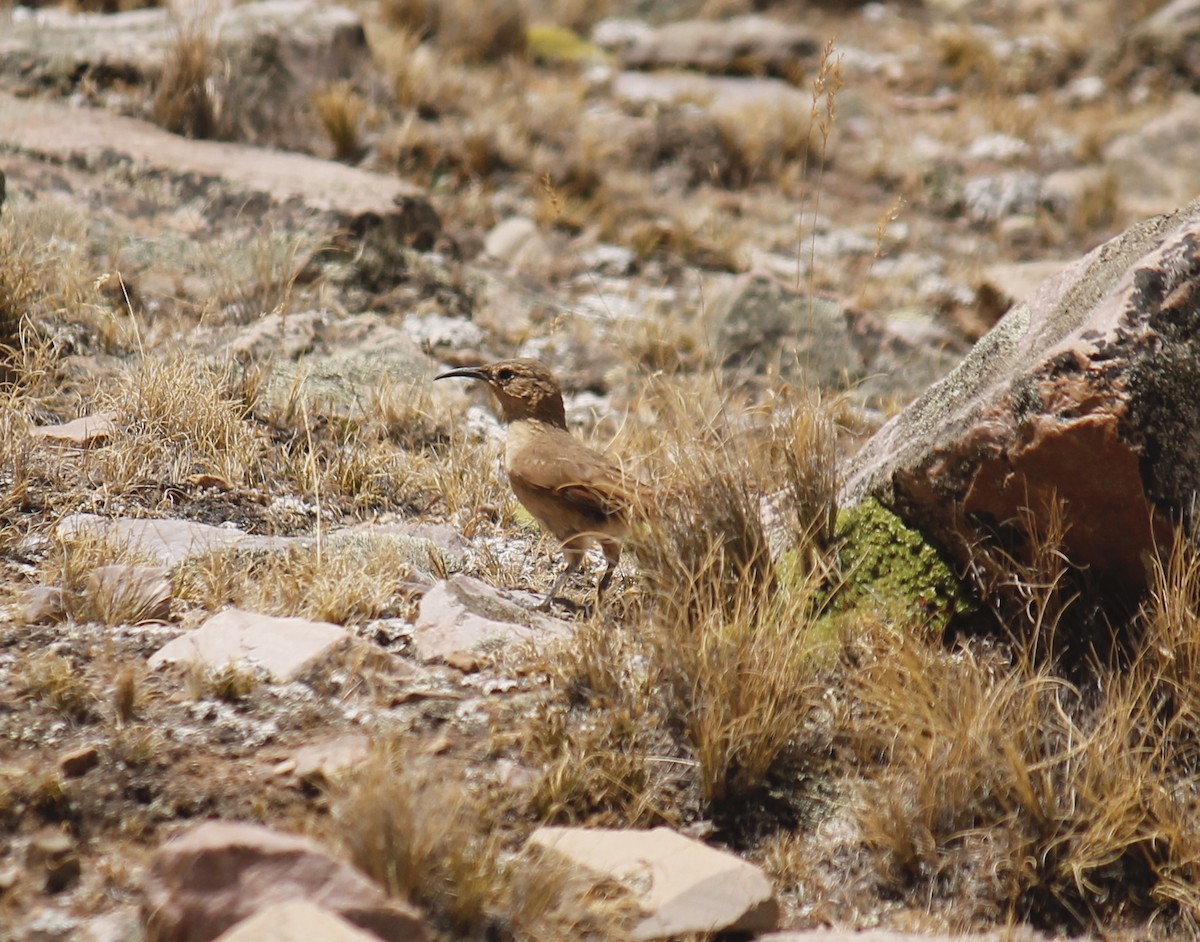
[496,368,515,382]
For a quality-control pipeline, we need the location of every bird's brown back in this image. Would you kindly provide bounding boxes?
[504,419,638,542]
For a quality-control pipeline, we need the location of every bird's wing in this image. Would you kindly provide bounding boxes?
[509,445,634,525]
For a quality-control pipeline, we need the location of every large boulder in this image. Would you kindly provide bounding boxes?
[0,1,366,150]
[842,196,1200,604]
[0,92,439,250]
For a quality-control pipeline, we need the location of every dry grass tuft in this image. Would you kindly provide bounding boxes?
[333,740,635,940]
[516,378,842,826]
[0,200,108,358]
[39,527,163,626]
[175,534,424,626]
[18,653,97,723]
[267,399,454,516]
[376,29,472,119]
[314,81,368,162]
[436,0,528,63]
[831,529,1200,935]
[379,0,438,36]
[186,662,263,704]
[629,388,838,806]
[714,103,817,190]
[526,0,610,33]
[90,355,264,496]
[382,0,528,63]
[153,17,224,139]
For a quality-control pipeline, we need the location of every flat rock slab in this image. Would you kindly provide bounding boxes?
[29,412,117,447]
[141,820,428,942]
[0,92,422,220]
[0,1,360,77]
[599,16,820,76]
[291,734,371,786]
[57,514,276,568]
[148,608,349,681]
[261,319,431,420]
[528,826,778,940]
[612,70,809,114]
[412,574,573,662]
[213,901,381,942]
[56,515,458,588]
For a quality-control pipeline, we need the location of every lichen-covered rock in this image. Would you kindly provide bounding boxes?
[843,196,1200,604]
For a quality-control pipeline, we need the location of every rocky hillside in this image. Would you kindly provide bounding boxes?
[3,0,1200,940]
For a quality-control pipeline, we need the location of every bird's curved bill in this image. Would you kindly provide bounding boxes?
[434,366,490,382]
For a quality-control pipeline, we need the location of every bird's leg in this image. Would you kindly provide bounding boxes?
[595,540,621,606]
[537,547,583,611]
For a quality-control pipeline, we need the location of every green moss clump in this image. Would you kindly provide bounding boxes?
[828,498,975,636]
[526,25,605,65]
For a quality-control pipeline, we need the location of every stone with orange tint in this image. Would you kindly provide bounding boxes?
[843,195,1200,603]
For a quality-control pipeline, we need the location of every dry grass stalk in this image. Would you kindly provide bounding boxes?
[796,40,843,293]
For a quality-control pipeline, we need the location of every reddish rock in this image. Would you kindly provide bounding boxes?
[842,197,1200,603]
[59,744,101,778]
[141,821,427,942]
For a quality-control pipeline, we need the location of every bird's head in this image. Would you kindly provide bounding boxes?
[435,358,568,428]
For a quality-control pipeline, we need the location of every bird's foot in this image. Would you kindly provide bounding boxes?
[536,594,587,616]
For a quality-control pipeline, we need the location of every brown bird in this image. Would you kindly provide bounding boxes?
[435,358,638,611]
